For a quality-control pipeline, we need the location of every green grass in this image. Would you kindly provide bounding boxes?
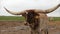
[49,17,60,21]
[0,16,60,21]
[0,16,25,21]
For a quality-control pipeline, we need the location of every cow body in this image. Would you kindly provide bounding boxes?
[24,10,48,34]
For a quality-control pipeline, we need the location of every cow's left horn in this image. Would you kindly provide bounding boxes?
[45,4,60,14]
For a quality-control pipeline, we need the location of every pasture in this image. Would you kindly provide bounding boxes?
[0,16,25,21]
[0,16,60,34]
[0,16,60,21]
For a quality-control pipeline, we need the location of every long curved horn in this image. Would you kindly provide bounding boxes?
[4,7,26,15]
[45,4,60,14]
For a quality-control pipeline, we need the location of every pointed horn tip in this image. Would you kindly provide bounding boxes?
[3,7,7,10]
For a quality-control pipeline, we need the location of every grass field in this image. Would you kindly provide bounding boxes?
[49,17,60,21]
[0,16,60,21]
[0,16,60,34]
[0,16,25,21]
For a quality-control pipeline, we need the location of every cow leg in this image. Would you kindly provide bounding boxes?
[31,29,40,34]
[40,28,48,34]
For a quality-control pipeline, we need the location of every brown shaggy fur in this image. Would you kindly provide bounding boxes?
[24,10,48,34]
[26,10,40,30]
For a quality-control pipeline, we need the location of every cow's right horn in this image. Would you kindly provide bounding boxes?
[4,7,26,15]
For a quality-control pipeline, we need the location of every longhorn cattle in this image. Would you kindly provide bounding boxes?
[4,4,60,34]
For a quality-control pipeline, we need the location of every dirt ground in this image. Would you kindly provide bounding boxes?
[0,21,60,34]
